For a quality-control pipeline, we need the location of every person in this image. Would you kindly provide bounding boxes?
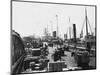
[53,49,61,61]
[86,42,91,53]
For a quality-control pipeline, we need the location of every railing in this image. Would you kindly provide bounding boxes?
[11,54,25,75]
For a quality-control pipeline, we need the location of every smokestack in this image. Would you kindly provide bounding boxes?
[53,31,56,38]
[73,24,76,43]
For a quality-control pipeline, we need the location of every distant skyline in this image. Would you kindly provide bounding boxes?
[12,1,95,39]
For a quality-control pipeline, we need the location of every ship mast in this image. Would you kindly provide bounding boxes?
[85,8,88,36]
[80,8,93,38]
[69,17,71,39]
[56,15,58,38]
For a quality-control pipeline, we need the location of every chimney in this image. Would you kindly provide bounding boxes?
[73,24,76,43]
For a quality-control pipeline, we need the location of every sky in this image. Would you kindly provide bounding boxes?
[12,1,95,39]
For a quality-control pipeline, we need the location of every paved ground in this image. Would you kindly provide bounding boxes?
[47,46,56,62]
[62,51,77,68]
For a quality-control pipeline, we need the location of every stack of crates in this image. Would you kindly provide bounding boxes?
[48,61,66,72]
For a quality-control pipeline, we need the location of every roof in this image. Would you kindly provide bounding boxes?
[12,30,20,38]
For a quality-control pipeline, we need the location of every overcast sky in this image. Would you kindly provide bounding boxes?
[12,1,95,39]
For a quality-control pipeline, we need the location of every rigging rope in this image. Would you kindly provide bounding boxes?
[80,19,85,38]
[87,18,93,34]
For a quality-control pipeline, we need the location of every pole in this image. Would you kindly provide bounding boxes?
[50,21,53,36]
[85,8,88,36]
[69,27,71,39]
[56,15,58,38]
